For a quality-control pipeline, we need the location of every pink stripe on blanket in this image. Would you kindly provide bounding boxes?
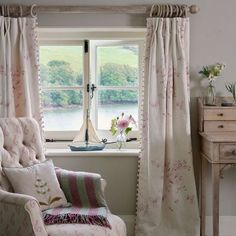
[69,171,82,207]
[51,207,64,215]
[84,175,99,208]
[88,208,98,216]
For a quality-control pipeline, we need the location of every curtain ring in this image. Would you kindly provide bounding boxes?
[175,5,179,17]
[150,4,155,17]
[169,5,173,17]
[162,5,165,17]
[6,5,10,17]
[19,5,23,17]
[1,5,4,16]
[160,5,164,17]
[183,5,188,17]
[30,4,37,18]
[168,5,171,17]
[179,6,182,17]
[163,5,166,17]
[172,5,176,17]
[158,5,161,17]
[165,5,169,17]
[181,5,185,17]
[165,5,168,17]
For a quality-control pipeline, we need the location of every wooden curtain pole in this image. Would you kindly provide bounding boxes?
[0,4,200,17]
[36,5,199,14]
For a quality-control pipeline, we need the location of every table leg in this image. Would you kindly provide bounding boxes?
[201,156,206,236]
[212,164,220,236]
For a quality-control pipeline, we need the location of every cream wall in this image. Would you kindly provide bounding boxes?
[37,0,236,216]
[3,0,236,217]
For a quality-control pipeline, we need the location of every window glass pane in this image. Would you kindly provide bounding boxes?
[97,45,139,86]
[97,89,138,130]
[40,46,83,86]
[42,90,83,131]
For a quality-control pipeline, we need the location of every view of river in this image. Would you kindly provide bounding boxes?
[43,103,138,130]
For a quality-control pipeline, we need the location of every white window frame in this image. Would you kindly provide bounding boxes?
[40,40,89,140]
[38,30,145,141]
[90,40,144,139]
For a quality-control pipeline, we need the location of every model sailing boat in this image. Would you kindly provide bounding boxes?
[69,108,106,151]
[69,40,105,151]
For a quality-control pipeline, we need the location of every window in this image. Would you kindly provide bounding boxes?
[39,33,144,141]
[40,44,84,131]
[91,41,140,130]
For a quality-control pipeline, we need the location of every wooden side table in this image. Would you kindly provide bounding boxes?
[200,132,236,236]
[198,97,236,235]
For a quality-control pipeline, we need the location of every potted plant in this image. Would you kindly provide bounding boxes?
[225,82,236,106]
[199,63,225,106]
[110,113,136,149]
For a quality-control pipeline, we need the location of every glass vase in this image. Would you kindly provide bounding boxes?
[205,82,216,106]
[116,131,126,150]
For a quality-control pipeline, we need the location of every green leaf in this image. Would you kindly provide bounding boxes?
[110,126,117,136]
[125,127,132,134]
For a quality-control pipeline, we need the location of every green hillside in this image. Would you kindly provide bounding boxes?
[39,45,138,73]
[40,46,83,73]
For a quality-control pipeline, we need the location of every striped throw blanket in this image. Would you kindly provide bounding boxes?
[43,168,110,228]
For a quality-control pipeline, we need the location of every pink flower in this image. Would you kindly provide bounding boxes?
[117,118,129,129]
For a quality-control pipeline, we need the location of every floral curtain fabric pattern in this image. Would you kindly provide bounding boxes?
[0,16,42,126]
[136,18,200,236]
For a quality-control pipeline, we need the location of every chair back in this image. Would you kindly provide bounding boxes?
[0,118,45,190]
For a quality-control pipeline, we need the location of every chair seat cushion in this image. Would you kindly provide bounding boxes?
[45,214,126,236]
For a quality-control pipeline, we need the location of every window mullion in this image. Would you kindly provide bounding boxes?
[83,40,90,119]
[97,86,139,90]
[89,41,98,129]
[42,86,84,90]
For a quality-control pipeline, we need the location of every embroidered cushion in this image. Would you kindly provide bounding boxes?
[3,159,68,210]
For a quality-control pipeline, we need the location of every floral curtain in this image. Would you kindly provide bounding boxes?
[0,16,42,127]
[136,18,200,236]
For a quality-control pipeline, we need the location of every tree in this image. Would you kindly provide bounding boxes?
[99,63,138,104]
[100,63,138,86]
[41,60,83,107]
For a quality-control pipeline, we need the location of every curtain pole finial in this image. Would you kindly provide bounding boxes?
[189,5,200,14]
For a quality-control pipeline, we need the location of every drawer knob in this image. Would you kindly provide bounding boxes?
[232,150,236,156]
[218,125,224,128]
[217,113,224,116]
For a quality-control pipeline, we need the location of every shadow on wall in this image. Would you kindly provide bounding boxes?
[190,68,204,198]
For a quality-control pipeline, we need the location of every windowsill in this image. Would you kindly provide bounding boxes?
[45,148,140,157]
[45,140,139,149]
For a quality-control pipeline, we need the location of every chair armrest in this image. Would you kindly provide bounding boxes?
[0,189,47,236]
[101,178,107,193]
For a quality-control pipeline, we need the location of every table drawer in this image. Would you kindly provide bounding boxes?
[220,144,236,160]
[204,109,236,120]
[204,121,236,132]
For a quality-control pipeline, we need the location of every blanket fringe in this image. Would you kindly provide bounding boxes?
[43,213,111,229]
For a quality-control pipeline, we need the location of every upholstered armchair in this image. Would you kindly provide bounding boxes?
[0,118,126,236]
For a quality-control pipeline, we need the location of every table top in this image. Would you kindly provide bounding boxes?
[199,132,236,142]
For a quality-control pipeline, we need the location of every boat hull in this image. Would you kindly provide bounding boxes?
[69,143,106,151]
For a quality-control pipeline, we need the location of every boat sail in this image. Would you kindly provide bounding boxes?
[69,110,105,151]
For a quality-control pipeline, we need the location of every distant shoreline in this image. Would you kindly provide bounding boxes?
[43,102,138,111]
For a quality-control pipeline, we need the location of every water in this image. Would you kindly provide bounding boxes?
[43,103,138,131]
